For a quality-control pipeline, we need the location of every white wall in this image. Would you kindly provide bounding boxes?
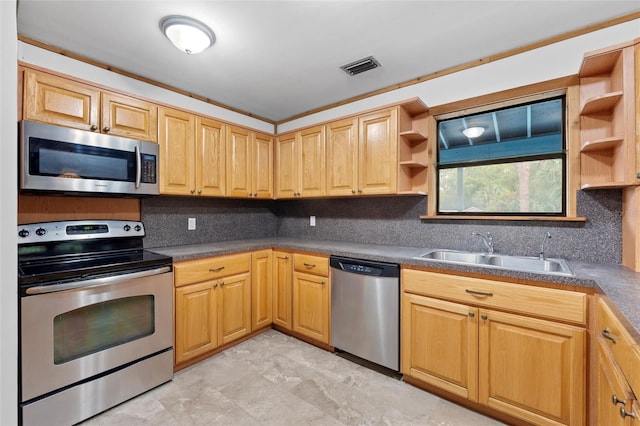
[18,42,275,134]
[279,19,640,133]
[0,1,18,425]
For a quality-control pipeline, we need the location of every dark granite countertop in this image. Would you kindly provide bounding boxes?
[150,237,640,343]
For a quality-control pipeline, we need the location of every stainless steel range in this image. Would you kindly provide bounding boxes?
[17,220,174,426]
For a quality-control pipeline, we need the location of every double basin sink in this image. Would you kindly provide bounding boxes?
[414,249,573,276]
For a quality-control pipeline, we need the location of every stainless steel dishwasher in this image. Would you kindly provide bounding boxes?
[330,256,400,372]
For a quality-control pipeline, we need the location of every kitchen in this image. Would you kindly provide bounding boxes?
[3,1,640,425]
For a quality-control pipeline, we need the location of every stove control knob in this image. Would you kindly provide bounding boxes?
[134,225,142,232]
[123,224,131,232]
[35,228,47,236]
[18,229,30,238]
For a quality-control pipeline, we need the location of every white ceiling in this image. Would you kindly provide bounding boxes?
[16,1,640,123]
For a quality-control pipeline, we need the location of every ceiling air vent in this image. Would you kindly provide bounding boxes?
[340,56,381,76]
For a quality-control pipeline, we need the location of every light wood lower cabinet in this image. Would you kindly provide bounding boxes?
[251,250,273,331]
[173,253,251,365]
[292,253,330,344]
[272,250,293,330]
[402,269,586,426]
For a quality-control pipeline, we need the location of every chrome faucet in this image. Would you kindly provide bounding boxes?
[472,232,494,254]
[539,232,551,260]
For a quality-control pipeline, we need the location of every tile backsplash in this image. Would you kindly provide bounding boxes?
[143,189,621,264]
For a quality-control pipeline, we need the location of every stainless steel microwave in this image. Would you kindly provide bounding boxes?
[20,120,159,196]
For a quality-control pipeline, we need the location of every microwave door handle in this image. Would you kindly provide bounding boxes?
[135,145,141,189]
[25,266,171,295]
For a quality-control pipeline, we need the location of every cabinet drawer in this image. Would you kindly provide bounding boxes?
[402,269,587,324]
[174,253,251,287]
[597,298,640,390]
[294,253,329,277]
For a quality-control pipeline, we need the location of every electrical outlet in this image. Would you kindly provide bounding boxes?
[188,217,196,230]
[310,215,316,227]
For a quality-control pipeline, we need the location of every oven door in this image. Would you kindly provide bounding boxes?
[20,267,173,403]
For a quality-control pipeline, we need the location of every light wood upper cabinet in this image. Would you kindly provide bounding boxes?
[358,108,398,195]
[227,125,252,198]
[326,118,359,196]
[227,126,273,198]
[252,132,274,199]
[159,108,227,196]
[251,250,273,331]
[195,117,226,197]
[272,250,293,330]
[275,126,326,198]
[23,69,158,142]
[100,91,158,141]
[158,107,196,196]
[402,268,586,426]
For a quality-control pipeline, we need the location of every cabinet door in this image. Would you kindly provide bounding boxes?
[218,272,252,345]
[596,341,634,426]
[195,117,226,196]
[159,107,195,195]
[23,69,100,131]
[226,126,252,197]
[101,91,158,142]
[478,309,585,426]
[401,293,478,401]
[252,132,273,198]
[298,125,326,197]
[358,108,398,194]
[251,250,273,331]
[275,132,298,198]
[272,251,292,330]
[175,281,218,364]
[292,271,329,344]
[326,118,358,196]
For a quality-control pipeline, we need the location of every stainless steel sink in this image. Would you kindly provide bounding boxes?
[414,249,573,276]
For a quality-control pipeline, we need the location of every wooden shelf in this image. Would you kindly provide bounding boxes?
[580,182,633,190]
[579,49,623,77]
[399,160,428,168]
[397,190,426,196]
[399,130,427,143]
[580,136,623,153]
[581,91,623,115]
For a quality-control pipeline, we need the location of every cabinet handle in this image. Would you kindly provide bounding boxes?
[209,266,225,272]
[468,312,475,318]
[198,189,202,194]
[465,289,494,297]
[481,314,488,320]
[220,281,225,287]
[212,283,218,289]
[277,255,290,260]
[357,189,362,193]
[303,263,316,268]
[90,124,98,131]
[612,395,626,406]
[602,328,617,344]
[103,126,111,132]
[321,280,326,285]
[620,406,636,419]
[190,189,196,194]
[352,189,356,194]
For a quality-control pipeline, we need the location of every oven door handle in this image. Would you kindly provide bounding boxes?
[135,145,141,189]
[25,266,172,295]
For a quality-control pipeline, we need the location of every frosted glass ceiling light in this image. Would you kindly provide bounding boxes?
[462,126,485,138]
[160,15,215,54]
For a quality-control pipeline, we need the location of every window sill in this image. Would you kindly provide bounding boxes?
[420,215,587,222]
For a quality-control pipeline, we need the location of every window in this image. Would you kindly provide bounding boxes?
[436,96,565,216]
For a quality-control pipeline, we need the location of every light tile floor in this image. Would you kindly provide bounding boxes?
[82,330,506,425]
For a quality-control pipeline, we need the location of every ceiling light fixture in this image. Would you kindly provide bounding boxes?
[160,15,215,54]
[462,126,485,138]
